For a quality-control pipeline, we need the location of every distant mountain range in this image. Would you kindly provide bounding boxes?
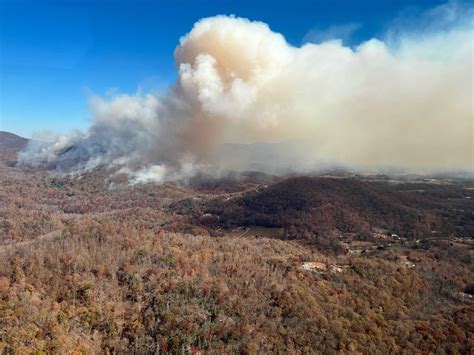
[0,131,30,151]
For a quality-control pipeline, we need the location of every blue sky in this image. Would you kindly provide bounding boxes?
[0,0,448,138]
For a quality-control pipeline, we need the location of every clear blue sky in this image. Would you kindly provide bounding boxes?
[0,0,447,138]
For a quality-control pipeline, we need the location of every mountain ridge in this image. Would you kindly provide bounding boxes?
[0,131,30,150]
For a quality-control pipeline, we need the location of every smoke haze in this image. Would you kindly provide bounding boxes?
[19,2,474,182]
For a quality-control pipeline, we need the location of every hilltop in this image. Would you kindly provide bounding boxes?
[0,131,29,151]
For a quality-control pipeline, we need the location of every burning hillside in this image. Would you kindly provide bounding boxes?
[18,7,474,182]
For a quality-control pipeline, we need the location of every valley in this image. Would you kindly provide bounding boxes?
[0,135,473,353]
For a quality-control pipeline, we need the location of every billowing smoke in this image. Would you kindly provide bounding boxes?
[19,2,473,182]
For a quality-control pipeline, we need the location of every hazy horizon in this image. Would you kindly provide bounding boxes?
[2,1,473,182]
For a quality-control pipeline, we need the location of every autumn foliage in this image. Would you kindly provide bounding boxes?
[0,152,473,353]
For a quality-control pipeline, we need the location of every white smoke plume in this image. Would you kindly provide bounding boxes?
[19,2,474,182]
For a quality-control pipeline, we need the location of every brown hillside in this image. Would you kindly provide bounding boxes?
[0,131,29,151]
[200,176,470,238]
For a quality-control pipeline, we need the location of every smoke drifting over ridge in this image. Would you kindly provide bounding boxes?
[19,3,473,182]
